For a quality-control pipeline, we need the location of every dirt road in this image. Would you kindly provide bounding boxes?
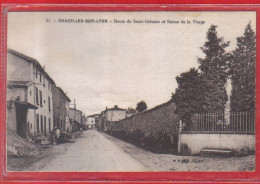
[37,130,147,171]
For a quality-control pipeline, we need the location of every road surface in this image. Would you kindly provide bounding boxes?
[41,129,147,171]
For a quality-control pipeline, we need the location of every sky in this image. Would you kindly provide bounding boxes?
[7,11,256,115]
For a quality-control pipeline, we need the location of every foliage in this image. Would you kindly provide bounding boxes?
[197,25,230,112]
[230,23,256,112]
[172,68,206,122]
[136,100,147,112]
[172,25,230,123]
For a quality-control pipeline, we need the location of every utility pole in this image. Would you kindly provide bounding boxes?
[74,99,76,132]
[70,99,76,132]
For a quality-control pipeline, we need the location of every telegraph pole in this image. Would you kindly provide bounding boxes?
[70,99,76,132]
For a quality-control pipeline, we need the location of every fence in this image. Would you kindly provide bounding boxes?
[187,111,255,133]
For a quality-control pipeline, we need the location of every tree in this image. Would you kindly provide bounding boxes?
[172,68,207,122]
[136,101,147,112]
[198,25,230,112]
[230,23,256,112]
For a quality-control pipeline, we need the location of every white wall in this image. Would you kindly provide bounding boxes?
[87,117,95,125]
[105,110,126,122]
[180,133,255,155]
[27,65,54,136]
[7,52,54,138]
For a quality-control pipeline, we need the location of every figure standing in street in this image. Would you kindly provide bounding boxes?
[56,127,60,140]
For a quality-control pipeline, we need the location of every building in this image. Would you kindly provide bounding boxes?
[103,105,127,131]
[7,81,38,139]
[86,115,95,129]
[82,115,87,129]
[86,114,100,129]
[52,86,71,132]
[97,111,105,131]
[7,49,56,141]
[69,108,83,132]
[93,114,100,129]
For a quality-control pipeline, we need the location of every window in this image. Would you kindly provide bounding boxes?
[44,116,46,132]
[36,114,39,131]
[39,90,42,106]
[48,97,51,111]
[35,87,39,105]
[36,69,38,79]
[40,115,43,132]
[49,118,51,132]
[43,77,45,87]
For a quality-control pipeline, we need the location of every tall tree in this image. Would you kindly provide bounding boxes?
[172,68,207,122]
[198,25,230,112]
[136,101,147,113]
[230,23,256,112]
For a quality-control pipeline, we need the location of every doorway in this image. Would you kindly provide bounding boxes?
[15,104,28,139]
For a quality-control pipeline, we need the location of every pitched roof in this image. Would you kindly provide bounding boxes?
[105,107,127,112]
[69,107,82,113]
[8,49,56,85]
[87,114,100,118]
[54,86,71,102]
[7,80,32,88]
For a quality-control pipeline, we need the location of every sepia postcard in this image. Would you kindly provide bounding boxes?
[1,5,258,182]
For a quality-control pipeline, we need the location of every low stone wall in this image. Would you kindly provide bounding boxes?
[179,132,255,155]
[112,101,180,153]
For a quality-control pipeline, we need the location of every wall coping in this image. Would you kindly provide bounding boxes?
[118,100,175,122]
[181,131,255,135]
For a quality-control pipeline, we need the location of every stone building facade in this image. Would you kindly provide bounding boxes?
[52,86,71,132]
[7,49,55,141]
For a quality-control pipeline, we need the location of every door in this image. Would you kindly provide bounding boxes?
[15,104,28,139]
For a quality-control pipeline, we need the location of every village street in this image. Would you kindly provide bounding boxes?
[21,130,147,171]
[8,129,255,172]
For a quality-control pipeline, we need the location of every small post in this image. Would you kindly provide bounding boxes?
[178,120,182,154]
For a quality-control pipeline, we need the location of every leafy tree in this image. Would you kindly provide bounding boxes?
[198,25,230,112]
[230,23,256,112]
[136,101,147,112]
[172,25,230,123]
[172,68,207,122]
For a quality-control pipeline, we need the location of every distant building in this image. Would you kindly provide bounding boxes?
[86,114,100,129]
[97,111,105,131]
[7,49,55,141]
[82,115,87,129]
[69,108,83,132]
[52,86,71,132]
[103,105,127,131]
